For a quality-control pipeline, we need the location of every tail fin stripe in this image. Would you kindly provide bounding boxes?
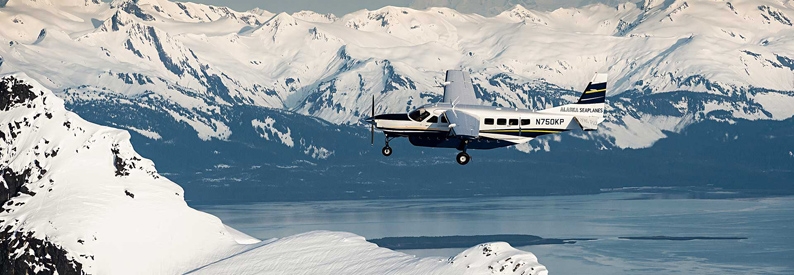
[578,92,605,102]
[578,95,605,102]
[583,88,606,94]
[577,79,607,104]
[586,82,606,90]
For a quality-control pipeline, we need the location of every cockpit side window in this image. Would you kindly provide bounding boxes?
[440,114,448,123]
[428,116,438,123]
[408,108,431,122]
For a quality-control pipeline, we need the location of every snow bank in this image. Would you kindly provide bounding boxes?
[190,231,547,275]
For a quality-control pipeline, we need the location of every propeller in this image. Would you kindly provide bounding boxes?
[370,95,374,145]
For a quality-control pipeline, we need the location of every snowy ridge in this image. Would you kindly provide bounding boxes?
[0,73,545,274]
[0,73,251,274]
[191,231,547,275]
[0,0,793,151]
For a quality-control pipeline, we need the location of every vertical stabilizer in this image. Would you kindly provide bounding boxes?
[576,73,608,104]
[539,73,607,131]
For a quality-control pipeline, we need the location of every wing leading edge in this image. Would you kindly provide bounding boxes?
[442,70,478,105]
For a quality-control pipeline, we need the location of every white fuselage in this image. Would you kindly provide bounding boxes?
[373,103,578,145]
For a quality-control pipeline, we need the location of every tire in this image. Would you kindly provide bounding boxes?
[382,146,392,156]
[456,152,470,165]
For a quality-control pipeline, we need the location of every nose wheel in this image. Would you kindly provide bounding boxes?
[381,135,395,157]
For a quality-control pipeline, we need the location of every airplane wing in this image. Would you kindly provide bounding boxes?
[445,110,480,139]
[442,70,478,105]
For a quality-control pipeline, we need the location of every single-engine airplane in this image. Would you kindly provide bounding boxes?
[365,70,607,165]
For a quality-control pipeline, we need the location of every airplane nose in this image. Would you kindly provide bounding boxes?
[361,116,375,124]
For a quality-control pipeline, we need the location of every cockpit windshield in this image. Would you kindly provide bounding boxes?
[408,108,431,122]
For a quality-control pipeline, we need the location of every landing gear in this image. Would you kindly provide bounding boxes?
[456,139,471,165]
[382,135,395,157]
[456,152,470,165]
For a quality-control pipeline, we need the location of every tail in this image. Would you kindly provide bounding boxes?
[539,73,607,131]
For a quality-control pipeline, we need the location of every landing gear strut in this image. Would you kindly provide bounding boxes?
[382,135,395,157]
[456,139,471,165]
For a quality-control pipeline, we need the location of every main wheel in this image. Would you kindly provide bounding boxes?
[382,146,392,156]
[456,152,470,165]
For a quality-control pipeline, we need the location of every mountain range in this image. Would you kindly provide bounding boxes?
[0,0,792,203]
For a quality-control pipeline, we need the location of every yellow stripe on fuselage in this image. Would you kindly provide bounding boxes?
[584,88,606,94]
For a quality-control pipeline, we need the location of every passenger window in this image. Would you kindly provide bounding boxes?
[509,119,518,126]
[484,118,494,125]
[497,118,506,125]
[428,116,438,123]
[441,115,448,123]
[521,119,531,125]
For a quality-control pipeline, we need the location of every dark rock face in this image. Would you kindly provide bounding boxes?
[112,146,141,177]
[1,168,33,211]
[1,76,38,211]
[0,76,85,274]
[111,144,158,179]
[116,1,155,21]
[0,76,36,111]
[0,226,84,275]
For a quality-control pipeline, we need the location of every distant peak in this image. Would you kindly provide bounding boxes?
[111,0,156,22]
[292,10,337,23]
[261,12,298,30]
[6,0,100,7]
[247,7,274,17]
[110,0,159,7]
[511,4,530,12]
[269,12,295,21]
[498,4,547,24]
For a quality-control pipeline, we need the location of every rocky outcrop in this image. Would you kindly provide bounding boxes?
[0,75,85,274]
[0,225,84,275]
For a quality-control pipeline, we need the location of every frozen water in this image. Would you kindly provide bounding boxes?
[198,192,794,274]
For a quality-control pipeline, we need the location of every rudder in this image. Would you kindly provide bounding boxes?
[576,73,607,104]
[539,73,608,131]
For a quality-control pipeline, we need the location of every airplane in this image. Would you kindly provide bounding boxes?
[365,70,607,165]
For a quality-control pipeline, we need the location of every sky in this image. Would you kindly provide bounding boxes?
[108,0,632,17]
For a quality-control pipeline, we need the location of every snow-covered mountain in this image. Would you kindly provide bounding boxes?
[1,0,792,152]
[0,73,547,274]
[0,0,792,203]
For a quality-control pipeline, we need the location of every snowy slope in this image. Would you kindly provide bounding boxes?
[0,73,546,274]
[0,73,254,273]
[1,0,793,152]
[191,231,547,275]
